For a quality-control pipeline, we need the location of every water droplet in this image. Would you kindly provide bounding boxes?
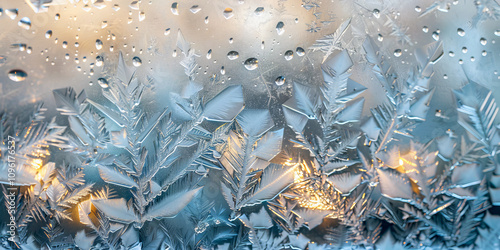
[495,30,500,36]
[190,5,201,14]
[275,76,285,86]
[221,66,225,75]
[276,21,285,35]
[223,8,234,19]
[482,50,487,56]
[206,49,212,59]
[432,32,439,41]
[6,9,18,20]
[96,56,104,66]
[261,41,265,50]
[443,74,448,79]
[458,59,463,64]
[11,43,27,52]
[8,69,27,82]
[244,58,258,70]
[62,41,68,49]
[171,2,179,15]
[394,49,402,57]
[45,30,52,39]
[113,4,120,11]
[229,38,234,44]
[378,34,383,41]
[139,11,146,21]
[130,1,139,10]
[172,50,177,57]
[422,26,428,33]
[457,28,465,36]
[96,39,103,50]
[480,37,487,45]
[55,13,60,20]
[462,47,467,53]
[415,6,421,12]
[470,56,475,62]
[284,50,294,60]
[372,9,380,18]
[98,78,109,88]
[296,47,305,56]
[205,16,209,24]
[101,21,108,29]
[164,28,171,36]
[227,51,239,60]
[449,51,455,57]
[18,17,31,30]
[132,56,142,67]
[255,7,264,15]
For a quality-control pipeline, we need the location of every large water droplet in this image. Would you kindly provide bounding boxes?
[244,58,258,70]
[275,76,285,86]
[6,9,18,20]
[132,56,142,67]
[394,49,402,57]
[457,28,465,36]
[462,47,467,53]
[8,69,27,82]
[276,21,285,35]
[227,51,239,60]
[480,37,487,45]
[18,17,31,30]
[190,5,201,14]
[171,2,179,15]
[223,8,233,19]
[284,50,293,60]
[296,47,305,56]
[255,7,264,15]
[96,39,103,50]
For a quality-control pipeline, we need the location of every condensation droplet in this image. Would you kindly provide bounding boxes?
[133,56,142,67]
[164,28,171,36]
[296,47,305,56]
[96,56,104,66]
[221,66,225,75]
[432,32,439,41]
[482,50,487,56]
[6,9,18,20]
[276,21,285,35]
[8,69,27,82]
[495,30,500,36]
[415,6,421,12]
[227,51,239,60]
[223,8,234,19]
[372,9,380,18]
[422,26,428,33]
[207,49,212,59]
[457,28,465,36]
[275,76,285,86]
[394,49,402,57]
[96,39,103,50]
[284,50,293,60]
[244,58,258,70]
[98,78,109,88]
[18,17,31,30]
[205,16,209,24]
[139,12,146,21]
[255,7,264,15]
[462,47,467,53]
[449,51,455,57]
[480,37,487,45]
[45,30,52,39]
[190,5,201,14]
[171,2,179,15]
[378,34,383,41]
[229,38,234,44]
[261,41,265,50]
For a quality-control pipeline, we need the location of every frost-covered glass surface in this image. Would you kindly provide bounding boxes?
[1,0,500,249]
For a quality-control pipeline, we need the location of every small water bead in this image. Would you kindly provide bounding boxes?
[205,16,209,24]
[229,38,234,44]
[449,51,455,57]
[295,18,299,23]
[255,7,264,15]
[223,8,234,19]
[221,66,225,75]
[261,41,265,50]
[55,13,60,20]
[276,21,285,35]
[227,51,239,60]
[132,57,142,67]
[482,50,487,56]
[244,58,258,70]
[98,78,109,88]
[75,42,80,48]
[139,12,146,21]
[284,50,293,60]
[164,28,171,36]
[65,53,70,60]
[415,6,421,12]
[172,50,177,57]
[372,9,380,18]
[207,49,212,59]
[96,39,103,50]
[45,30,52,39]
[275,76,285,86]
[171,2,179,15]
[462,47,467,53]
[470,57,475,62]
[18,17,31,30]
[443,74,448,79]
[458,59,464,64]
[113,4,120,11]
[6,9,18,20]
[96,56,104,66]
[62,41,68,48]
[394,49,402,57]
[8,69,27,82]
[27,47,32,54]
[457,28,465,36]
[422,26,429,33]
[296,47,305,56]
[480,38,487,45]
[378,34,383,41]
[190,5,201,14]
[495,30,500,36]
[432,32,439,41]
